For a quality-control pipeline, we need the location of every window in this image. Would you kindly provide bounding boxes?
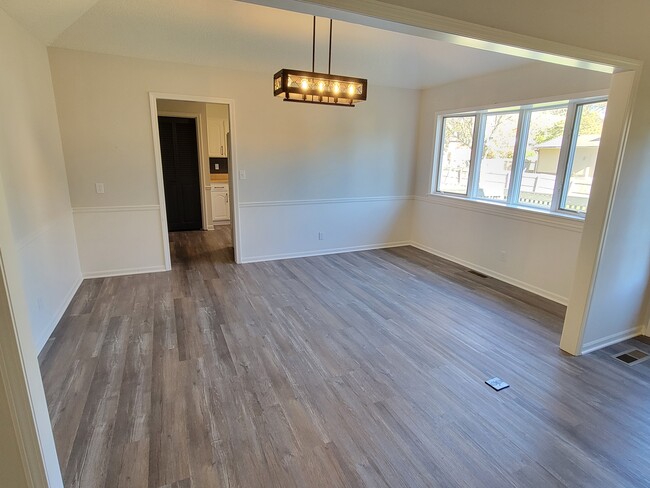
[432,96,607,218]
[560,101,607,212]
[437,116,475,195]
[518,107,567,209]
[477,112,519,202]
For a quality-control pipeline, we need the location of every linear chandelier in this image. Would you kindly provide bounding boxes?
[274,17,368,107]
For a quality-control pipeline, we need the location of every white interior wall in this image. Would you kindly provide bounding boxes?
[49,48,419,272]
[573,70,650,351]
[0,8,71,487]
[556,71,642,352]
[411,63,611,304]
[0,11,81,351]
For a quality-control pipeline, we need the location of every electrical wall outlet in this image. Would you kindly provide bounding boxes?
[95,183,105,194]
[239,170,247,180]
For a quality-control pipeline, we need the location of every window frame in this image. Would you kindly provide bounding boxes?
[472,109,521,203]
[434,114,478,196]
[431,93,608,220]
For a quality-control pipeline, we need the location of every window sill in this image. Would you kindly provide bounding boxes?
[418,193,585,232]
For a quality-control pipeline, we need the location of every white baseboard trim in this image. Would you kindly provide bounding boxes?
[581,326,645,355]
[240,241,411,264]
[410,241,568,305]
[35,274,83,353]
[83,265,168,279]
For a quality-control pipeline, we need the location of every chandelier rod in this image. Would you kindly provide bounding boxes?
[312,16,316,73]
[310,17,334,74]
[328,19,333,75]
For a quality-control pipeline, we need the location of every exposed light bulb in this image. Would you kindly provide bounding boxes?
[301,79,309,90]
[333,83,340,94]
[318,81,325,92]
[348,85,356,96]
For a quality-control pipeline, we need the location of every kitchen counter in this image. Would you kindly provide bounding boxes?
[210,174,229,183]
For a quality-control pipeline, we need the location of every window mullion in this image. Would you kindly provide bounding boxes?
[467,114,485,198]
[551,103,578,212]
[508,109,530,205]
[433,116,446,193]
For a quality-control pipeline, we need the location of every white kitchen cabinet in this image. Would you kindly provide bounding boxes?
[211,184,230,221]
[207,104,230,157]
[208,120,228,157]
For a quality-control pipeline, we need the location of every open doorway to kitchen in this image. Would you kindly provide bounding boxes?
[151,95,240,265]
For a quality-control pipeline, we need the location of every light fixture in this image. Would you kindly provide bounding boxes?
[274,17,368,107]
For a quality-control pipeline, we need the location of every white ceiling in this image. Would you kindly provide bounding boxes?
[1,0,535,89]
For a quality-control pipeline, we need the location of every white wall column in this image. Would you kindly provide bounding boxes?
[0,173,64,487]
[560,70,647,354]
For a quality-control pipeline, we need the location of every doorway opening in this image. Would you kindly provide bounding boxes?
[151,95,241,265]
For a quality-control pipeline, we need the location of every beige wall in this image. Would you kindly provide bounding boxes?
[50,48,418,206]
[0,10,82,351]
[49,48,419,271]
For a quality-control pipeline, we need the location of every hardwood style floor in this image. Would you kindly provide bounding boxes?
[40,226,650,488]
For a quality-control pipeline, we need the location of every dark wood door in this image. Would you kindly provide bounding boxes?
[158,116,202,231]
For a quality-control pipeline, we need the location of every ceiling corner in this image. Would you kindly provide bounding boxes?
[0,0,102,44]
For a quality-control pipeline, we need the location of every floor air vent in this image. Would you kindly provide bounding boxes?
[614,349,649,365]
[468,269,489,279]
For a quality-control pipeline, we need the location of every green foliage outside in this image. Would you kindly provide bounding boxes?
[531,104,605,145]
[445,103,605,150]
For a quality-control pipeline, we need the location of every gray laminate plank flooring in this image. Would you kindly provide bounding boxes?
[39,226,650,487]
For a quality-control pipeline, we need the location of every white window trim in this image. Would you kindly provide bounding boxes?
[430,90,608,221]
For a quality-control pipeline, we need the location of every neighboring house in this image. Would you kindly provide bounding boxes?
[534,134,601,177]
